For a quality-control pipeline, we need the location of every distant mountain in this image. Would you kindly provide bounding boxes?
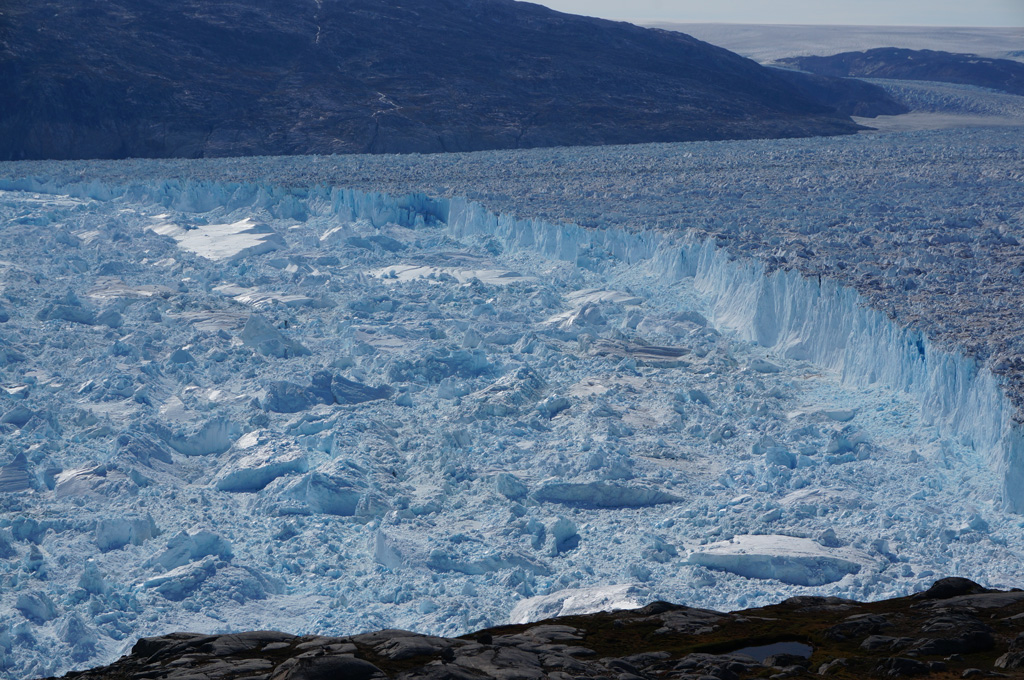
[0,0,884,160]
[646,24,1024,64]
[780,48,1024,96]
[769,67,909,118]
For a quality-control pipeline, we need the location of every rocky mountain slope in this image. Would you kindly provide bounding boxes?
[47,578,1024,679]
[779,48,1024,96]
[0,0,891,160]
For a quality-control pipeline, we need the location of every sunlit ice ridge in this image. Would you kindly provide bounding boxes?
[0,126,1023,678]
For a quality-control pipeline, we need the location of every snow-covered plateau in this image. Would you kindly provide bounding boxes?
[0,123,1022,678]
[648,23,1024,63]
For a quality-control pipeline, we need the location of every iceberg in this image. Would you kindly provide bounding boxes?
[687,535,868,587]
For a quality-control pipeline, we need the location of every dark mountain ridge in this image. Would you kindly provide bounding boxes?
[47,578,1024,679]
[0,0,885,160]
[779,48,1024,96]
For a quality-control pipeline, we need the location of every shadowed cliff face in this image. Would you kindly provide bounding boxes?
[0,0,869,160]
[44,579,1024,679]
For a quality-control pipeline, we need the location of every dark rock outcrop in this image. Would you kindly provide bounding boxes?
[0,0,875,161]
[915,576,996,600]
[48,579,1024,680]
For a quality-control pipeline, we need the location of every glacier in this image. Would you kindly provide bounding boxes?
[0,125,1022,678]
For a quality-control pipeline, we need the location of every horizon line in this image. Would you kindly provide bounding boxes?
[632,20,1024,29]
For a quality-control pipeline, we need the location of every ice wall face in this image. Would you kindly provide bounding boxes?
[679,242,1020,511]
[1,168,1023,679]
[443,194,1024,513]
[4,172,1021,497]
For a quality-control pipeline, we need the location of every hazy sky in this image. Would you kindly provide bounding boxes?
[531,0,1024,27]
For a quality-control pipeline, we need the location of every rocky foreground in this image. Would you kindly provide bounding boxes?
[50,579,1024,679]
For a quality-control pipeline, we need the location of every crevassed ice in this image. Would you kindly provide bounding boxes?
[0,158,1020,678]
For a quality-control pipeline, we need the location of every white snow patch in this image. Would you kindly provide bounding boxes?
[151,218,284,262]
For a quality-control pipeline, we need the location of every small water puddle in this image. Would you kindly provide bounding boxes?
[730,641,813,662]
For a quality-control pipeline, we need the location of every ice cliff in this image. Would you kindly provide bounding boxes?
[3,171,1022,509]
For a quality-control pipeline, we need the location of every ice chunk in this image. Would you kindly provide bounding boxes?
[152,418,240,457]
[86,278,172,300]
[749,358,782,373]
[533,482,679,508]
[257,467,368,516]
[202,565,284,603]
[822,409,858,422]
[150,217,285,262]
[372,530,404,570]
[374,264,533,285]
[262,381,317,413]
[0,532,15,559]
[148,530,232,571]
[471,366,545,418]
[330,375,393,404]
[1,384,29,399]
[24,544,45,575]
[143,557,217,601]
[116,432,173,466]
[427,549,550,576]
[765,447,797,469]
[1,406,36,429]
[15,592,58,623]
[817,528,843,548]
[591,339,689,368]
[687,389,713,407]
[0,453,33,492]
[826,426,868,454]
[389,348,491,382]
[36,303,96,325]
[54,465,138,498]
[545,517,580,556]
[214,284,314,310]
[495,473,529,500]
[95,515,158,551]
[509,584,648,625]
[0,338,26,366]
[566,289,644,306]
[687,535,868,586]
[167,348,195,365]
[78,559,109,595]
[546,302,607,330]
[214,442,308,493]
[537,396,571,419]
[59,614,98,662]
[240,314,310,358]
[96,308,123,328]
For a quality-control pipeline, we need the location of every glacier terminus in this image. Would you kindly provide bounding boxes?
[0,125,1022,678]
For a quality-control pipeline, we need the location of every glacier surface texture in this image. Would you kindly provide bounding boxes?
[0,125,1022,677]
